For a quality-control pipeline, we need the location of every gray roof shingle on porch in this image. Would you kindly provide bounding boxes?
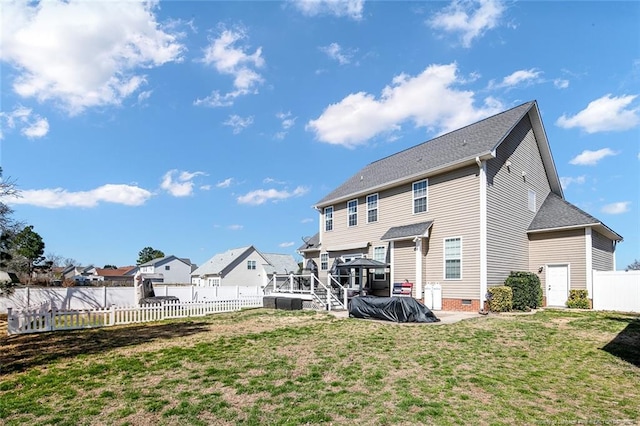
[381,221,434,241]
[316,101,535,206]
[528,192,622,240]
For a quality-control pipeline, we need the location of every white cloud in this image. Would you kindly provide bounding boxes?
[200,185,212,191]
[554,79,569,89]
[274,112,296,139]
[559,175,586,190]
[5,184,152,208]
[279,242,295,248]
[161,169,207,197]
[195,27,264,107]
[0,1,184,115]
[601,201,630,215]
[292,0,365,20]
[263,177,286,185]
[489,69,541,89]
[569,148,618,166]
[216,178,233,188]
[237,186,309,205]
[0,106,49,139]
[428,0,506,48]
[556,94,640,133]
[306,63,504,148]
[223,115,254,134]
[301,218,314,223]
[228,224,243,231]
[320,43,352,65]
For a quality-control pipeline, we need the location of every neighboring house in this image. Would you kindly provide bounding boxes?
[191,246,299,287]
[126,256,195,284]
[94,266,136,285]
[299,101,622,311]
[61,265,99,282]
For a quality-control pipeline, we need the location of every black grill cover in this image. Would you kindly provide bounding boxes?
[348,296,440,323]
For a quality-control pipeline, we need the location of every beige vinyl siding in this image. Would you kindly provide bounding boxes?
[393,240,416,297]
[529,229,586,293]
[320,165,481,300]
[486,114,551,287]
[592,230,614,271]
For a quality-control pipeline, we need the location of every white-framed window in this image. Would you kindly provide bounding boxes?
[247,260,256,270]
[367,194,378,223]
[324,206,333,232]
[320,253,329,271]
[347,199,358,227]
[413,179,428,214]
[208,277,221,287]
[373,246,386,280]
[528,189,536,213]
[444,237,462,280]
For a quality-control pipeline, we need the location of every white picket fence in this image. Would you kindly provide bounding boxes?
[6,296,263,335]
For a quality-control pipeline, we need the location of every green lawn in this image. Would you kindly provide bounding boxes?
[1,309,638,425]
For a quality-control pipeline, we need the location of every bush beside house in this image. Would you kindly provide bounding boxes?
[505,271,543,311]
[566,290,590,309]
[487,286,513,312]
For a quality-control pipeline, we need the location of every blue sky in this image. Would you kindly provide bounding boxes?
[0,0,638,270]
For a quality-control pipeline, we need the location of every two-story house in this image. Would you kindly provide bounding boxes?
[299,101,622,311]
[191,246,299,288]
[126,255,195,284]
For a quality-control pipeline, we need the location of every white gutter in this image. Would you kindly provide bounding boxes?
[476,156,488,311]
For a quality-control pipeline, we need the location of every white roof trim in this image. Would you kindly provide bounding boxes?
[325,241,369,252]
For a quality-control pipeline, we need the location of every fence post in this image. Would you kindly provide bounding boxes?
[236,286,240,299]
[191,285,195,301]
[103,286,108,308]
[7,307,15,334]
[109,305,115,326]
[27,286,30,308]
[289,274,294,293]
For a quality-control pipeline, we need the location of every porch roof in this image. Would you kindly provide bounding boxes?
[380,220,434,241]
[326,241,370,252]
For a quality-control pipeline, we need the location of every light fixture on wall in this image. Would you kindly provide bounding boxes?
[538,266,544,273]
[506,160,511,172]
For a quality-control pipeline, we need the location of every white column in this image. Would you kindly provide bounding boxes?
[585,227,593,298]
[478,159,488,311]
[415,238,423,299]
[389,241,395,297]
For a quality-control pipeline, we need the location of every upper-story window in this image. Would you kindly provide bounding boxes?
[528,189,536,213]
[247,260,256,270]
[367,194,378,223]
[320,253,329,270]
[347,200,358,227]
[324,206,333,231]
[413,179,428,214]
[165,265,170,271]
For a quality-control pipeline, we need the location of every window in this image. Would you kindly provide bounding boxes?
[164,265,170,271]
[247,260,256,270]
[413,179,428,214]
[373,246,386,280]
[320,253,329,271]
[348,200,358,227]
[528,189,536,212]
[367,194,378,223]
[208,277,220,287]
[444,237,462,280]
[324,207,333,231]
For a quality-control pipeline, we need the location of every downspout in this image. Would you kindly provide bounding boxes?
[585,227,593,299]
[476,157,488,311]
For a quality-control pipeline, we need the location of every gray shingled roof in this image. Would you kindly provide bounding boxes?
[380,221,434,241]
[262,253,300,274]
[191,246,253,276]
[316,101,536,206]
[297,233,321,252]
[528,193,622,240]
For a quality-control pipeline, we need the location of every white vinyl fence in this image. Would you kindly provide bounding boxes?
[592,270,640,313]
[7,296,263,335]
[0,284,262,314]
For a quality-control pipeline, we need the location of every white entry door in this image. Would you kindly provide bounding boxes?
[546,265,569,307]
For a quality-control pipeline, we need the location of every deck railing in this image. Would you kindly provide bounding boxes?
[7,296,263,335]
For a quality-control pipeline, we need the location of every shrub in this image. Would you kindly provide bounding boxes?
[487,286,512,312]
[566,289,590,309]
[504,271,542,311]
